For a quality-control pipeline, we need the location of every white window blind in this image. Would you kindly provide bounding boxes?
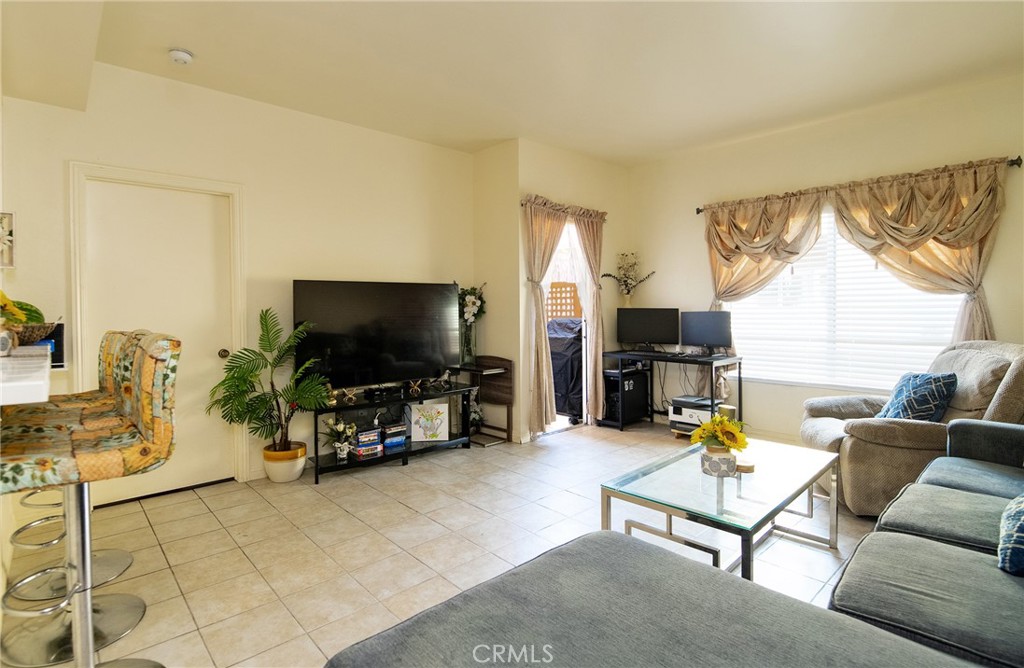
[726,210,962,391]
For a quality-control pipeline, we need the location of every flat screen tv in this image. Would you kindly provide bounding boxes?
[679,311,732,350]
[617,308,679,347]
[293,280,459,388]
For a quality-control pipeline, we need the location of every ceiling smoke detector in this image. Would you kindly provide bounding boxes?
[168,48,194,66]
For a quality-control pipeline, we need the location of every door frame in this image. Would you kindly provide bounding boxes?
[68,161,250,480]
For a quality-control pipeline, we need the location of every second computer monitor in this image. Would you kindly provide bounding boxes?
[679,311,732,350]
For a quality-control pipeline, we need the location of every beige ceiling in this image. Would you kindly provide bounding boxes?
[3,1,1023,164]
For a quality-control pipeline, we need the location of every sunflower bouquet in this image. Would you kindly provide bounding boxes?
[690,413,747,452]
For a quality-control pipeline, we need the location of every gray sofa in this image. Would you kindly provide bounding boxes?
[328,542,972,667]
[801,341,1024,516]
[829,419,1024,667]
[327,419,1023,668]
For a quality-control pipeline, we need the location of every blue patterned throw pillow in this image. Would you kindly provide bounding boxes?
[998,494,1024,576]
[875,372,957,422]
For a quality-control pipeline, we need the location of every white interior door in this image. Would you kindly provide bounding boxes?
[73,167,241,505]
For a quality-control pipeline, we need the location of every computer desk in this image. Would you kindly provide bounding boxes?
[598,350,742,430]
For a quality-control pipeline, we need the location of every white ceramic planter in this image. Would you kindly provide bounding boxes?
[263,442,307,483]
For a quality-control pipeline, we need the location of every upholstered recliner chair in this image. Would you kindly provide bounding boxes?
[800,340,1024,516]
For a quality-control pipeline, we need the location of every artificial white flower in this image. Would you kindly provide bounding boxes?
[458,283,486,325]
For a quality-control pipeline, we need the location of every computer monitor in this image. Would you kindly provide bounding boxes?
[616,308,680,347]
[679,311,732,350]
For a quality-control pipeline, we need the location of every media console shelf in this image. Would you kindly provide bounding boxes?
[310,381,477,484]
[597,350,742,431]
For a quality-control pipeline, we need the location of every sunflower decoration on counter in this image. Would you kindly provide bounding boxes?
[0,290,55,345]
[690,413,748,453]
[0,290,28,323]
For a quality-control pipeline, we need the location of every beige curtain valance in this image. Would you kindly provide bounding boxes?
[830,158,1006,341]
[700,157,1010,342]
[521,194,607,224]
[830,158,1006,253]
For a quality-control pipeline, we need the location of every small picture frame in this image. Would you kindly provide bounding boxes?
[0,212,13,268]
[410,403,450,441]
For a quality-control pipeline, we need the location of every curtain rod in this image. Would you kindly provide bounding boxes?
[695,155,1023,215]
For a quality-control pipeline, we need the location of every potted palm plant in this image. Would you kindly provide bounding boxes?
[207,308,331,482]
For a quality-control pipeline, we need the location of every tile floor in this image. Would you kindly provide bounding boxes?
[3,423,875,668]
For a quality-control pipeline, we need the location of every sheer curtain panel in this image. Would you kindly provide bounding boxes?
[522,195,569,435]
[570,213,607,424]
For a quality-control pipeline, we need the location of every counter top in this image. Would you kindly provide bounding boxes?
[1,346,52,406]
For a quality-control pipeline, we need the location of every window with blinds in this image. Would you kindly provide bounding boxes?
[726,210,962,391]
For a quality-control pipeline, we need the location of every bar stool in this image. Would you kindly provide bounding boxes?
[1,331,181,668]
[6,490,133,603]
[3,332,142,604]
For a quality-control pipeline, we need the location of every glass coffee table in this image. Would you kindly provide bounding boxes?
[601,441,838,580]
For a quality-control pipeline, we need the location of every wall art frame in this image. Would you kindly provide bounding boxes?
[0,212,13,268]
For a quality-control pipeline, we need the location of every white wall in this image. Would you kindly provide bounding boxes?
[517,139,630,433]
[2,63,476,478]
[471,141,523,439]
[630,73,1024,441]
[0,2,13,593]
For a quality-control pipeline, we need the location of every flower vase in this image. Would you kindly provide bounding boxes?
[0,320,13,357]
[460,320,477,364]
[700,444,737,478]
[622,293,633,308]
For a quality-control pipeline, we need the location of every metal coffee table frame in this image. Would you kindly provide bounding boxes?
[600,443,838,580]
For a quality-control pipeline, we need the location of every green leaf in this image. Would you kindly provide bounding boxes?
[290,358,318,383]
[220,348,269,379]
[207,306,330,441]
[271,321,313,369]
[293,375,331,410]
[258,308,283,355]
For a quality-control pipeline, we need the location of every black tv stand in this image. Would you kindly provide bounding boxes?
[311,381,477,483]
[362,385,406,402]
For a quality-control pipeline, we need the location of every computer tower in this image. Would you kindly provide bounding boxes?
[603,368,648,425]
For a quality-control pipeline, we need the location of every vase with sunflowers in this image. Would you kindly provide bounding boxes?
[691,413,747,478]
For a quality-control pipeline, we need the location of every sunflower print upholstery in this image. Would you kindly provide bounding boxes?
[0,331,181,495]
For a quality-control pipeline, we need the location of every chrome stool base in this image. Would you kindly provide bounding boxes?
[0,593,147,667]
[9,550,134,602]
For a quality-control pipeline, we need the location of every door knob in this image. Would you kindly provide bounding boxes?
[218,349,230,359]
